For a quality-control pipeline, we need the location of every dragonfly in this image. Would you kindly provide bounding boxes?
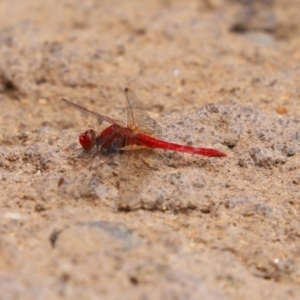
[62,88,226,210]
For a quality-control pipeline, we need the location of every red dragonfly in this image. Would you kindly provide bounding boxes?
[62,88,226,210]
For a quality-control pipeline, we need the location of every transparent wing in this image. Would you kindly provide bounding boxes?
[118,142,159,211]
[62,98,125,127]
[116,88,162,210]
[124,88,162,137]
[118,149,147,210]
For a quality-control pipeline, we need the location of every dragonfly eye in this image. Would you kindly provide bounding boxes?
[79,129,96,150]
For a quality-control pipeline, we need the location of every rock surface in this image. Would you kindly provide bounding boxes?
[0,0,300,299]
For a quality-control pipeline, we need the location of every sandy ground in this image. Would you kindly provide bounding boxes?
[0,0,300,299]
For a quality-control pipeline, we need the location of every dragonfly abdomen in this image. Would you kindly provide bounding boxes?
[136,133,226,157]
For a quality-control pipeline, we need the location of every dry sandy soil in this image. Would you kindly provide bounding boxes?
[0,0,300,299]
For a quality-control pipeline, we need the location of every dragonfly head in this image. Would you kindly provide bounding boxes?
[79,129,96,150]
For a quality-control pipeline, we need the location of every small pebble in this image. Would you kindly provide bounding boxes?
[276,107,287,115]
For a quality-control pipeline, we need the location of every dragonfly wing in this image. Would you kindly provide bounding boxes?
[62,98,125,127]
[124,88,162,138]
[117,135,158,211]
